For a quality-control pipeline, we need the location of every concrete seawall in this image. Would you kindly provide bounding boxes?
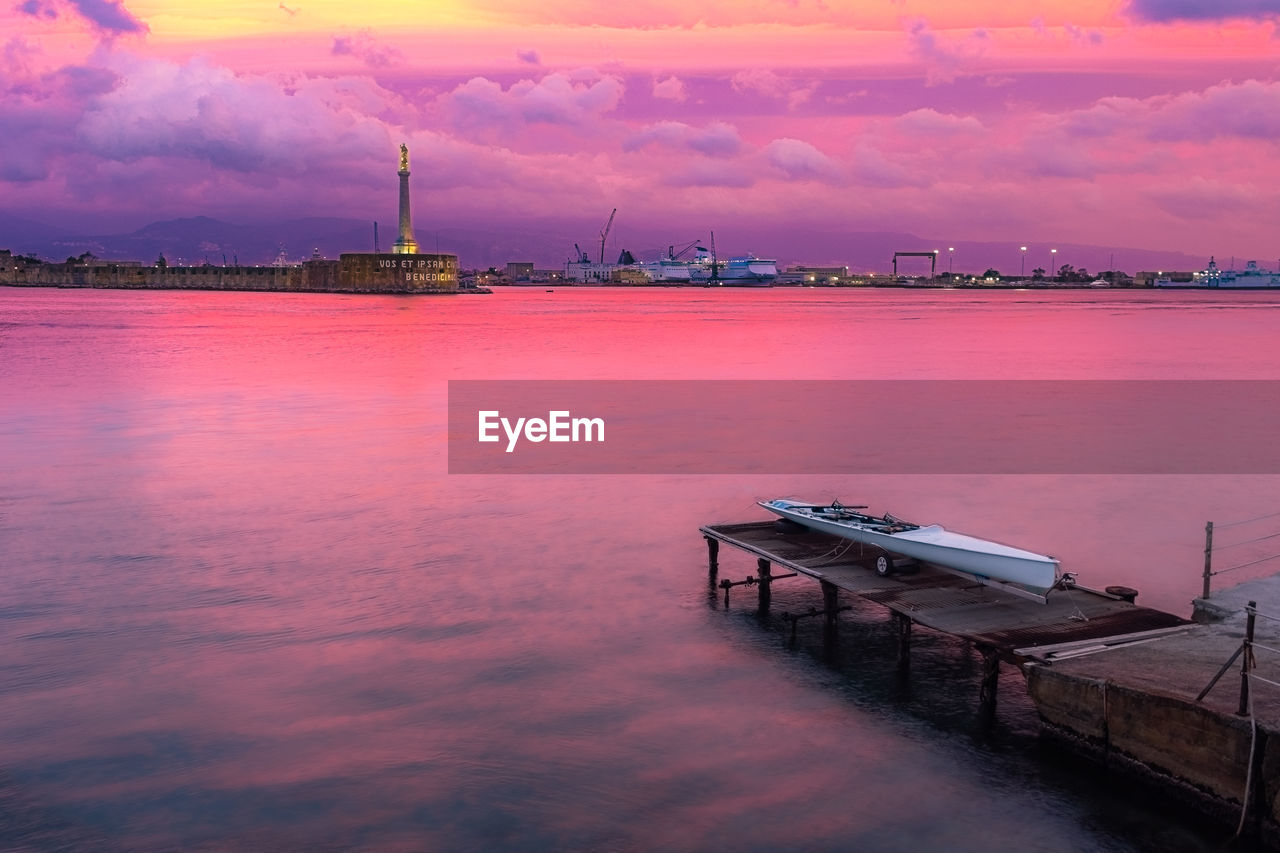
[0,251,461,294]
[1025,575,1280,843]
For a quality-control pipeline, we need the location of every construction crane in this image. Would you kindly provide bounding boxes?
[573,243,589,263]
[709,230,721,281]
[599,208,616,264]
[667,238,702,261]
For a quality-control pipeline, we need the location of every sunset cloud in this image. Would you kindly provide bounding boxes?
[331,30,402,68]
[904,18,989,84]
[1126,0,1280,21]
[1,0,1278,262]
[441,72,623,128]
[763,138,842,181]
[652,75,686,102]
[624,121,742,157]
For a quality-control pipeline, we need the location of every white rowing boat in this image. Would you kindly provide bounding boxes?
[759,498,1060,593]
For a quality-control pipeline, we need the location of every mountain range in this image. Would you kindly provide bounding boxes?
[0,212,1215,276]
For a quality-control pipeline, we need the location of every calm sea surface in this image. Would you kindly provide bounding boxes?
[3,286,1280,850]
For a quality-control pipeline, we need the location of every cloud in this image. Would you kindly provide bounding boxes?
[331,30,402,68]
[731,67,790,99]
[68,0,146,34]
[904,18,988,85]
[892,108,985,135]
[17,0,58,19]
[3,36,39,76]
[278,2,298,15]
[764,138,842,181]
[730,67,817,109]
[1126,0,1280,21]
[1064,23,1104,45]
[1147,79,1280,141]
[15,0,147,32]
[652,75,686,102]
[442,71,623,128]
[76,56,398,177]
[516,48,540,65]
[0,61,119,181]
[1059,80,1280,143]
[624,121,742,156]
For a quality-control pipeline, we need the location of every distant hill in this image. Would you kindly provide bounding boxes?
[0,212,1215,274]
[0,213,74,256]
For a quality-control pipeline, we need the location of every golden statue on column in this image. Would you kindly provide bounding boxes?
[392,143,418,254]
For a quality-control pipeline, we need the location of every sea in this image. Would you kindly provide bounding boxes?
[2,285,1279,851]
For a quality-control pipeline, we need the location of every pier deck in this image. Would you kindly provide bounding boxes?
[701,520,1189,661]
[703,520,1280,839]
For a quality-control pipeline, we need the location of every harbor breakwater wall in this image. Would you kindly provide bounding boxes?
[0,252,460,294]
[1028,666,1277,830]
[1024,580,1280,847]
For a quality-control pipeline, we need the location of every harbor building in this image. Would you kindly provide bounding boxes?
[0,145,461,294]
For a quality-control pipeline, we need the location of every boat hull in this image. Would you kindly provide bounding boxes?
[760,499,1058,592]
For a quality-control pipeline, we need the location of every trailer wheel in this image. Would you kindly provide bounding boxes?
[875,554,895,577]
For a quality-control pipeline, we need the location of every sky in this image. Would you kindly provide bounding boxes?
[3,0,1280,266]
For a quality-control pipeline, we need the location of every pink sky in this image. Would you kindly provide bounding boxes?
[3,0,1280,264]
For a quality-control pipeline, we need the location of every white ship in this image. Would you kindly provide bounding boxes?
[1205,258,1280,288]
[1159,257,1280,289]
[705,255,778,286]
[642,258,698,283]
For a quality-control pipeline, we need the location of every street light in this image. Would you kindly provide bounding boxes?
[948,247,954,275]
[1050,248,1058,280]
[1019,246,1027,278]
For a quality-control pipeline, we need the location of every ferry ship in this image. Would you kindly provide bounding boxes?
[705,255,779,286]
[1157,257,1280,289]
[1203,258,1280,288]
[641,250,778,285]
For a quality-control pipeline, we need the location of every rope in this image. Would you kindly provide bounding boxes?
[1218,510,1280,529]
[1235,682,1258,840]
[813,537,857,566]
[1246,672,1280,690]
[1060,583,1089,622]
[1215,530,1280,551]
[1213,552,1280,576]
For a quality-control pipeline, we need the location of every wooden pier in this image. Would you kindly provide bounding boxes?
[702,520,1190,715]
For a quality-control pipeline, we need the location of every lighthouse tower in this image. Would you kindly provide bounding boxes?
[392,143,419,254]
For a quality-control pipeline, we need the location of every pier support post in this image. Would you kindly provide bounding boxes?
[979,646,1000,726]
[896,613,912,673]
[821,581,839,646]
[756,558,771,613]
[1239,599,1257,717]
[1203,521,1214,600]
[706,537,719,585]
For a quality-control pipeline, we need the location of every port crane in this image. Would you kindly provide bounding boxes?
[709,230,721,281]
[599,208,616,264]
[667,238,703,261]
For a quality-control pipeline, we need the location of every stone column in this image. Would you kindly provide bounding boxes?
[392,144,418,254]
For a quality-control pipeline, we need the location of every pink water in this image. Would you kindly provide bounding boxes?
[2,285,1278,850]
